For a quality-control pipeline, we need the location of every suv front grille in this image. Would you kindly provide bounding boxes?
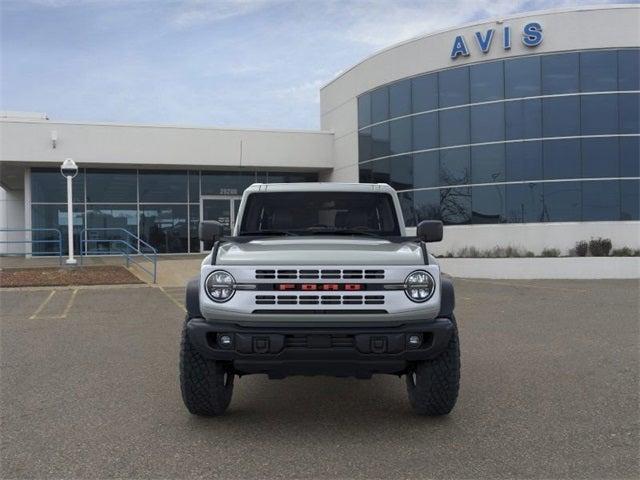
[255,269,385,280]
[255,294,385,306]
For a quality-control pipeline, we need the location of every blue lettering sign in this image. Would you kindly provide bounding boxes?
[450,35,470,59]
[503,26,511,50]
[475,29,495,53]
[522,22,543,47]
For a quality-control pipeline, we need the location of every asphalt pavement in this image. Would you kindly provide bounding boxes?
[1,279,638,479]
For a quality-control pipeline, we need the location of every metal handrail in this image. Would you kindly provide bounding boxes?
[79,228,158,283]
[0,228,63,264]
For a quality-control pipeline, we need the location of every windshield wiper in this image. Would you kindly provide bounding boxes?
[239,230,299,237]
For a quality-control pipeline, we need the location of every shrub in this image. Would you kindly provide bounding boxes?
[574,241,589,257]
[610,247,640,257]
[589,237,612,257]
[541,248,561,257]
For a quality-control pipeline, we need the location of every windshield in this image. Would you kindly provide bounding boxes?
[239,191,401,237]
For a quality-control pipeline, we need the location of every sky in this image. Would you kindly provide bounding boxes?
[0,0,631,130]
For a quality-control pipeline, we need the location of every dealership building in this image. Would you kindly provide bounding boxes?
[1,5,638,256]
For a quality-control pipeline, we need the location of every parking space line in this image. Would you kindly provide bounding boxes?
[29,290,56,319]
[58,289,79,318]
[158,286,186,313]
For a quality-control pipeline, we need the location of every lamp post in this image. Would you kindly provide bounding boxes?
[60,158,78,265]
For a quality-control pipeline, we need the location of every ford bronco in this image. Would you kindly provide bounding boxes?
[180,183,460,416]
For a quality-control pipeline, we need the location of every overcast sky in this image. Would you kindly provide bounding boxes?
[0,0,630,130]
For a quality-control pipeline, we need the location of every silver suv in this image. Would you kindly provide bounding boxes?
[180,183,460,416]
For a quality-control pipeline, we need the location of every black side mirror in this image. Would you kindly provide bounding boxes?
[417,220,443,242]
[199,221,225,250]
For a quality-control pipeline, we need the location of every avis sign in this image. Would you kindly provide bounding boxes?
[450,22,543,59]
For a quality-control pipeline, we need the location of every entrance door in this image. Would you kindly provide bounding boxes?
[200,196,242,251]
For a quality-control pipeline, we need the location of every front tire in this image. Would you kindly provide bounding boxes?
[180,318,234,416]
[406,316,460,416]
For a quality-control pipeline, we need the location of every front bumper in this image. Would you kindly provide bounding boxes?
[186,317,454,378]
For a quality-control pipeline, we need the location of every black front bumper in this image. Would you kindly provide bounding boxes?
[186,317,454,378]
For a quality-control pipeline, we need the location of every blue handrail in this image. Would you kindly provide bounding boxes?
[0,228,63,264]
[79,228,158,283]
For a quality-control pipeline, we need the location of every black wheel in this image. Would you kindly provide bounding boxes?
[406,316,460,416]
[180,317,234,416]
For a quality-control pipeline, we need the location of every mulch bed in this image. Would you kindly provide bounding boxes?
[0,266,143,288]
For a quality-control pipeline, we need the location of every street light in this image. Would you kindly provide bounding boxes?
[60,158,78,265]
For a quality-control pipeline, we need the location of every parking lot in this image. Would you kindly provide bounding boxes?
[1,279,638,479]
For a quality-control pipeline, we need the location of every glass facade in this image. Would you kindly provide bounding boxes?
[357,48,640,226]
[31,168,317,254]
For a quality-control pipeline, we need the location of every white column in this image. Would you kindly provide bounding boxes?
[66,175,77,265]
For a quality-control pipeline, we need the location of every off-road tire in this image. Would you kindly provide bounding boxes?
[406,316,460,416]
[180,317,234,416]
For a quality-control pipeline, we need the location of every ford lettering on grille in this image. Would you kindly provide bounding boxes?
[276,283,363,291]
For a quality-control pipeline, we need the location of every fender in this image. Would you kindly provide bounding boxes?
[185,276,202,319]
[438,277,455,318]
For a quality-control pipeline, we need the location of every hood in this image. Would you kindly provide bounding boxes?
[215,237,424,266]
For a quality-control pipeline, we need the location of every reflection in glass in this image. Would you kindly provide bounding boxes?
[413,152,440,189]
[580,51,617,92]
[620,137,640,177]
[470,61,504,102]
[358,94,371,128]
[542,96,580,137]
[582,137,619,178]
[618,49,640,91]
[139,170,187,203]
[86,169,137,203]
[440,187,471,225]
[439,67,469,108]
[139,205,188,253]
[85,205,137,254]
[359,128,372,162]
[31,204,84,255]
[371,123,390,158]
[619,93,639,134]
[506,142,543,182]
[543,139,581,180]
[621,180,640,220]
[440,148,470,186]
[542,53,579,94]
[506,183,543,223]
[581,94,618,135]
[359,163,373,183]
[371,86,389,123]
[505,99,542,140]
[472,185,505,224]
[470,103,504,143]
[31,168,85,203]
[389,117,412,155]
[189,204,199,253]
[412,112,438,151]
[413,189,441,224]
[583,181,620,221]
[439,108,469,147]
[471,144,505,184]
[371,158,391,184]
[188,171,200,203]
[505,56,541,98]
[542,182,581,222]
[389,79,411,118]
[389,155,413,191]
[412,74,438,113]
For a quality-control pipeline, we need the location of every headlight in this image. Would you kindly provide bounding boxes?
[404,270,435,302]
[205,270,236,302]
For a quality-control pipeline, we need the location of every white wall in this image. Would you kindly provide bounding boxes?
[0,186,26,254]
[411,221,640,256]
[0,120,334,171]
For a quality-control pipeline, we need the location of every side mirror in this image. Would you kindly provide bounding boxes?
[199,221,225,250]
[417,220,443,243]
